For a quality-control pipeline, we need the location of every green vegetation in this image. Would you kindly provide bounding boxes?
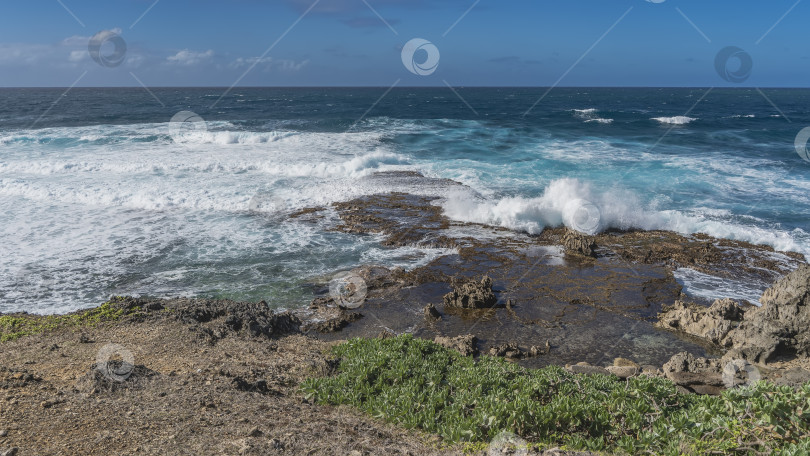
[0,297,139,342]
[301,335,810,455]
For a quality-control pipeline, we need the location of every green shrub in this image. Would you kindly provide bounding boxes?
[302,335,810,455]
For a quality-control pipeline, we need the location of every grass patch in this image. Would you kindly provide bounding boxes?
[0,297,140,342]
[301,335,810,455]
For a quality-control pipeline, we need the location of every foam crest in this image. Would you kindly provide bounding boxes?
[440,178,809,257]
[652,116,697,125]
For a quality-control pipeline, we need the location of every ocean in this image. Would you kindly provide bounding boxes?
[1,87,808,314]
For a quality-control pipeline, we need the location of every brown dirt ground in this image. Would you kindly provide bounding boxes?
[0,310,471,456]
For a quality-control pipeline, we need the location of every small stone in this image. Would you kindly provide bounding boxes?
[247,427,262,437]
[489,342,524,359]
[423,303,441,321]
[434,335,478,357]
[606,365,639,379]
[1,448,19,456]
[0,429,7,437]
[613,357,640,368]
[78,334,93,344]
[567,364,610,376]
[40,400,53,408]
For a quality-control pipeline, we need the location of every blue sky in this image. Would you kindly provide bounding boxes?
[0,0,807,87]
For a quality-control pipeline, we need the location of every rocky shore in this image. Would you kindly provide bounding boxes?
[2,184,809,455]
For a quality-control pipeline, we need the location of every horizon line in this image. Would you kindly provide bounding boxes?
[2,85,810,90]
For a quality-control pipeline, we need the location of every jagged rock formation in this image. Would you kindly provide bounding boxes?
[562,229,597,257]
[657,298,748,347]
[442,276,497,309]
[724,264,810,363]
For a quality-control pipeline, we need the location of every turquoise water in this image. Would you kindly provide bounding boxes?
[1,87,808,313]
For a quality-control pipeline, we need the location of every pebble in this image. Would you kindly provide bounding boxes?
[0,430,6,437]
[1,448,18,456]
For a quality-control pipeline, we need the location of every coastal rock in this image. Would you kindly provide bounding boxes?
[172,299,301,340]
[423,303,442,321]
[566,362,610,376]
[562,229,597,257]
[489,342,525,359]
[606,365,639,379]
[772,367,810,388]
[656,298,746,347]
[434,334,478,357]
[304,310,363,334]
[662,352,724,395]
[443,276,497,309]
[613,357,640,368]
[724,264,810,363]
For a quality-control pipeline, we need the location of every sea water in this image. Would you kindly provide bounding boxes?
[1,87,808,313]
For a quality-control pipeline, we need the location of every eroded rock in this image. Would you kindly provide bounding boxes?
[423,303,442,321]
[434,334,478,356]
[562,229,597,257]
[657,298,747,347]
[662,352,724,395]
[443,276,497,309]
[724,264,810,363]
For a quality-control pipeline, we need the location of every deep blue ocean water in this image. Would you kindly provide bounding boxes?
[1,87,808,313]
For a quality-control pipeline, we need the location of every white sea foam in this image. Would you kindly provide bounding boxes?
[439,178,808,257]
[573,108,613,124]
[674,268,765,306]
[652,116,697,125]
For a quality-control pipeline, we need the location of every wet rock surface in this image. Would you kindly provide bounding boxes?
[306,184,805,369]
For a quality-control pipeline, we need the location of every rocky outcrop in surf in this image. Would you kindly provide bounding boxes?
[443,276,497,309]
[562,229,597,257]
[724,264,810,363]
[659,265,810,364]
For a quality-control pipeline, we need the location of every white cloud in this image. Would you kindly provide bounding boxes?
[167,49,214,66]
[229,56,309,72]
[68,50,88,63]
